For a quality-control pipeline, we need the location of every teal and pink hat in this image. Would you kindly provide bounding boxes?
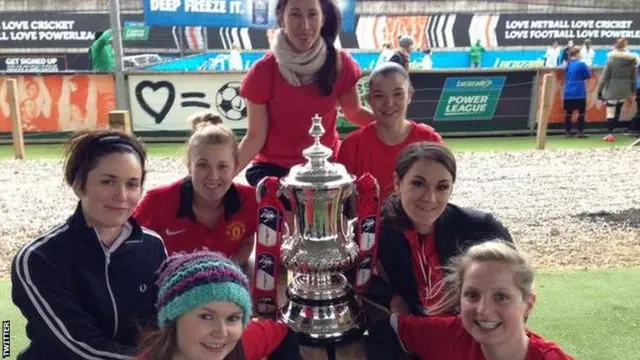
[155,250,252,328]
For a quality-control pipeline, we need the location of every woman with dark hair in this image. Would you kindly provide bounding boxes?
[238,0,374,192]
[366,142,512,317]
[11,130,167,359]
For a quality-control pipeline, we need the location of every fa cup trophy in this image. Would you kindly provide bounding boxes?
[253,114,381,346]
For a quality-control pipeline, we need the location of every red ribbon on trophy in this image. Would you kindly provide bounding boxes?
[353,172,381,294]
[253,176,285,315]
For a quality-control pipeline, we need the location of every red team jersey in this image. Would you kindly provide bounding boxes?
[240,51,362,169]
[395,315,575,360]
[337,121,442,202]
[133,177,257,257]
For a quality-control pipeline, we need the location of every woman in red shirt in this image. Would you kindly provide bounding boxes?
[367,241,575,360]
[367,142,512,317]
[238,0,375,195]
[135,250,300,360]
[337,62,442,203]
[133,112,256,266]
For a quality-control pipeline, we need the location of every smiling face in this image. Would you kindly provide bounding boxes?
[368,73,413,128]
[280,0,324,52]
[174,301,244,360]
[394,158,453,234]
[460,260,535,350]
[188,143,236,204]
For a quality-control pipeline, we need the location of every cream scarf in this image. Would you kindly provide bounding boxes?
[271,29,327,86]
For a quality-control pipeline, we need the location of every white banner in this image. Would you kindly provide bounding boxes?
[128,73,248,131]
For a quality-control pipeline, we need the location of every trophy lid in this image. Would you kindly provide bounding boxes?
[284,114,354,187]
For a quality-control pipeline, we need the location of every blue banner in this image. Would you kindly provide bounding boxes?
[143,0,356,31]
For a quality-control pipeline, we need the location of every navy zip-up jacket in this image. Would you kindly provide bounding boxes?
[11,203,167,360]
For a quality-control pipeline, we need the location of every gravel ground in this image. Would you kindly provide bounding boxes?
[1,147,639,278]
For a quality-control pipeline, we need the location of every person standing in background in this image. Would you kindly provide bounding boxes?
[544,41,561,67]
[389,36,414,71]
[376,42,395,68]
[580,39,596,67]
[89,29,115,72]
[228,43,244,71]
[598,38,638,141]
[469,40,484,68]
[559,40,574,66]
[421,48,433,70]
[563,47,591,138]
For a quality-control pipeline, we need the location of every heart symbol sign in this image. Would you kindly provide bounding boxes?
[134,80,176,124]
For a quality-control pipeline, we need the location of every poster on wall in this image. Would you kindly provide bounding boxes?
[128,73,249,131]
[0,74,115,132]
[142,0,356,32]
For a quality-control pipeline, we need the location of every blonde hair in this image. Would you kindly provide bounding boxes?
[428,240,535,315]
[185,111,238,166]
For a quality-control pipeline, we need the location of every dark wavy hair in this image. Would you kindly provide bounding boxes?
[276,0,341,96]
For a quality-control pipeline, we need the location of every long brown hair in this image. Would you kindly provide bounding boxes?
[382,142,457,230]
[135,322,246,360]
[276,0,342,96]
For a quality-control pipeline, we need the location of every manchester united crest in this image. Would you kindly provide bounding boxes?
[226,220,246,242]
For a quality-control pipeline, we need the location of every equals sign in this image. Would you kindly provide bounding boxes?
[180,92,210,108]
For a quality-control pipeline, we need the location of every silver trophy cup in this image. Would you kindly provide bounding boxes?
[258,114,368,346]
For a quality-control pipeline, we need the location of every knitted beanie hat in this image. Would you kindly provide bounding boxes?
[155,250,252,328]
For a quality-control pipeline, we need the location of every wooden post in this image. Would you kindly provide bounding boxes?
[6,78,25,159]
[108,110,132,135]
[535,73,554,150]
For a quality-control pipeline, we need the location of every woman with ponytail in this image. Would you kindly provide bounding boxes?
[134,111,257,266]
[238,0,374,196]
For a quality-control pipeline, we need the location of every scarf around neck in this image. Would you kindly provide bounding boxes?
[271,29,328,87]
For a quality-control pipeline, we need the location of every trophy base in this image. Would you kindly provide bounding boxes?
[278,273,367,347]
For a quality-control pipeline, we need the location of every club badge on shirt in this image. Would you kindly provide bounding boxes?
[226,220,246,242]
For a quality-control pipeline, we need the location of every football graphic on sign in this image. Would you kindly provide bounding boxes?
[215,81,247,121]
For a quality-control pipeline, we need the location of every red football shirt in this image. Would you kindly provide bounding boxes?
[395,315,575,360]
[242,320,290,360]
[133,177,257,257]
[337,121,442,202]
[240,50,362,169]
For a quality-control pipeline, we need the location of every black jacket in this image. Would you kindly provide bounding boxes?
[11,203,167,360]
[370,203,512,316]
[388,51,409,70]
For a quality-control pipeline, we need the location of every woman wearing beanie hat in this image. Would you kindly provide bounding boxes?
[136,250,301,360]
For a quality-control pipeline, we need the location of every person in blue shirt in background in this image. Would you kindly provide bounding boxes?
[563,46,591,137]
[632,63,640,137]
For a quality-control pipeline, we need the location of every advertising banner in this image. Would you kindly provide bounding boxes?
[142,0,356,31]
[0,55,68,72]
[128,73,248,131]
[538,68,636,126]
[494,13,640,47]
[0,74,114,132]
[434,77,506,121]
[409,71,536,133]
